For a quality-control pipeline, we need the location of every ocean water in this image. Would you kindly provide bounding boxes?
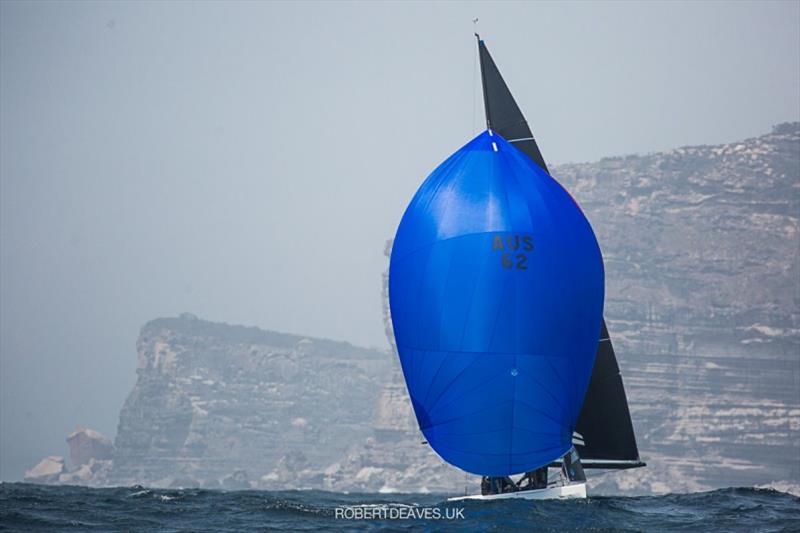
[1,483,798,532]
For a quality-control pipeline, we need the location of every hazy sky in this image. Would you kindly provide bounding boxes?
[1,1,798,480]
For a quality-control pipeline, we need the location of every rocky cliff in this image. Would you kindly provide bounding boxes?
[110,313,393,488]
[555,122,799,493]
[561,121,798,360]
[28,123,798,494]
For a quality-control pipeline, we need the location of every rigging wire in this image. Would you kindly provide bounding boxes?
[472,18,479,135]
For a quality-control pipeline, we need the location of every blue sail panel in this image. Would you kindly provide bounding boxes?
[389,130,604,476]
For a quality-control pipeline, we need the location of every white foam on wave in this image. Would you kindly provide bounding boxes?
[756,481,800,497]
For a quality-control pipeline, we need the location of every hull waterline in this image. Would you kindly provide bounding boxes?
[447,482,587,501]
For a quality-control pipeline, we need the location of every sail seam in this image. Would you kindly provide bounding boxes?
[395,344,582,358]
[424,359,508,417]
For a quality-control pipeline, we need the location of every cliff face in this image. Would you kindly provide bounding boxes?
[103,123,799,493]
[556,122,800,493]
[559,122,798,358]
[111,313,392,488]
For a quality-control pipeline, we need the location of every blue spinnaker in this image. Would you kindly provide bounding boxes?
[389,130,605,476]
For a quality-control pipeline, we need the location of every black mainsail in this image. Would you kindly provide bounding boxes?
[476,36,644,470]
[476,39,548,172]
[575,321,645,468]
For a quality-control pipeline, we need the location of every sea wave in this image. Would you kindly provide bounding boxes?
[1,483,798,532]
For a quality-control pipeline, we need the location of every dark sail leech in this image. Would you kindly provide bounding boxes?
[574,322,645,468]
[476,37,644,470]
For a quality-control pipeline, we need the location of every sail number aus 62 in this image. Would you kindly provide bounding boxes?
[492,234,533,270]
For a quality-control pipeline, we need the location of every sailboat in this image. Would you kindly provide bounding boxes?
[387,36,644,501]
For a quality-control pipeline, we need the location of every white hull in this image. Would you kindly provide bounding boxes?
[448,482,586,502]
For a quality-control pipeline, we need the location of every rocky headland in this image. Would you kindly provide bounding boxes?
[25,123,799,495]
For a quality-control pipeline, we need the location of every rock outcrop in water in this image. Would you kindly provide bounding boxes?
[24,456,65,484]
[66,427,113,467]
[25,427,115,485]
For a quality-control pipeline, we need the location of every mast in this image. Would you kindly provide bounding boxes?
[476,36,644,470]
